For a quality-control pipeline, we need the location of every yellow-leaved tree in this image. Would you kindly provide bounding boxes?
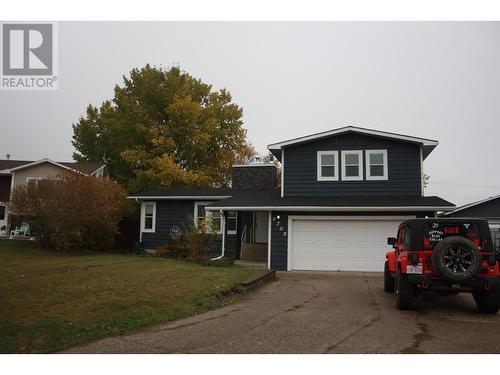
[72,65,256,192]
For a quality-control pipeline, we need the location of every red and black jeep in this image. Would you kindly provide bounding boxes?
[384,218,500,312]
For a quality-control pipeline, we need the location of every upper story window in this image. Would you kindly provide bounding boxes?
[366,150,388,180]
[317,151,339,181]
[141,202,156,233]
[341,150,363,181]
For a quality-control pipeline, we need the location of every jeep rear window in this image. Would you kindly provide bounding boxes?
[423,222,481,250]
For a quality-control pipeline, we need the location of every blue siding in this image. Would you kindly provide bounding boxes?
[283,133,422,197]
[141,200,194,249]
[141,200,236,257]
[270,211,289,270]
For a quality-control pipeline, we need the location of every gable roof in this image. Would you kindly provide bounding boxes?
[442,195,500,216]
[0,158,105,175]
[267,126,439,160]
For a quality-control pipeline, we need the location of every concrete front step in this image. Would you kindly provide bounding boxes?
[241,243,267,262]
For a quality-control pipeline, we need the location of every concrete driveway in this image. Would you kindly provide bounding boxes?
[63,272,500,354]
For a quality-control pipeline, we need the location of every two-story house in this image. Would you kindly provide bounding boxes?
[0,158,108,234]
[129,126,455,272]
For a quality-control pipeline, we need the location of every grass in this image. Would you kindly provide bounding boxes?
[0,240,264,353]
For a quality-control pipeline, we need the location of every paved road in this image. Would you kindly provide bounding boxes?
[63,272,500,353]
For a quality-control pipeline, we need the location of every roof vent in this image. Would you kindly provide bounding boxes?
[6,154,10,160]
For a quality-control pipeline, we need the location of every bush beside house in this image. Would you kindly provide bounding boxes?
[9,172,127,251]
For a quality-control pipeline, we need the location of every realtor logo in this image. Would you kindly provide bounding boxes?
[1,22,58,90]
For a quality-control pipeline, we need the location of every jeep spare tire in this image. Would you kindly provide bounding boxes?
[431,236,481,282]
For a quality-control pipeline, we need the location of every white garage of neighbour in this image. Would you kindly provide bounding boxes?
[287,216,414,272]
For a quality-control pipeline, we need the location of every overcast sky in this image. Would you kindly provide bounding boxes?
[1,22,499,206]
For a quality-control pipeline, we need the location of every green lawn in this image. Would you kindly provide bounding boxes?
[0,240,264,353]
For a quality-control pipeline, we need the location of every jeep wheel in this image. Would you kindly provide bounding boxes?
[431,236,481,282]
[384,261,394,293]
[473,287,500,314]
[395,268,414,310]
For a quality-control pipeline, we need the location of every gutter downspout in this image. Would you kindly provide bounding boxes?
[211,210,226,260]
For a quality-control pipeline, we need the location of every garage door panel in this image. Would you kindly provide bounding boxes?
[290,219,402,272]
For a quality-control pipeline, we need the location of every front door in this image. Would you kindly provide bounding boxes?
[254,211,268,243]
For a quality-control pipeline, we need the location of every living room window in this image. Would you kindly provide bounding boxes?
[366,150,388,180]
[194,203,237,235]
[341,150,363,181]
[141,202,156,233]
[317,151,339,181]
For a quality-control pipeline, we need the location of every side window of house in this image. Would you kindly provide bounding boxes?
[0,205,5,221]
[366,150,388,180]
[26,177,43,184]
[142,202,156,232]
[317,151,338,181]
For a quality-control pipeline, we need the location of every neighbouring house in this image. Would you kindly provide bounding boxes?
[0,157,108,235]
[128,126,455,272]
[442,195,500,249]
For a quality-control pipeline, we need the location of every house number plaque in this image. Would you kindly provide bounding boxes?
[273,215,287,237]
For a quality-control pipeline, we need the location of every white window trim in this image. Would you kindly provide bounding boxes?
[317,150,339,181]
[366,149,388,181]
[141,202,156,233]
[194,202,237,235]
[194,201,220,234]
[341,150,363,181]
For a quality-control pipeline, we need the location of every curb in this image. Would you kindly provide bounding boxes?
[239,269,276,290]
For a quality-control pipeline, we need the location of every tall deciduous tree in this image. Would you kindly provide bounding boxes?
[72,65,255,192]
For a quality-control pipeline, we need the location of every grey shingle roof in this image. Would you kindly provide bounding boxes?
[204,188,454,210]
[128,187,234,198]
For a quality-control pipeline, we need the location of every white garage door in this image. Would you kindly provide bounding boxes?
[290,218,405,272]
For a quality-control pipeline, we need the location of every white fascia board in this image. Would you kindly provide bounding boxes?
[267,126,439,150]
[232,163,277,168]
[127,195,232,200]
[90,164,106,175]
[205,205,456,212]
[9,158,85,174]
